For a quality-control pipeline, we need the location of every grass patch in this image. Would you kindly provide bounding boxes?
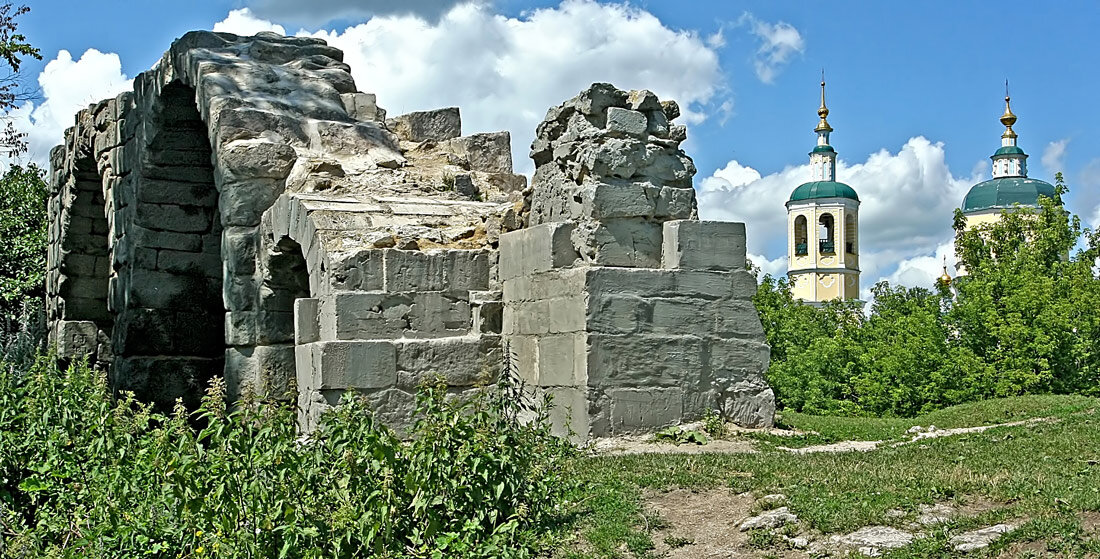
[749,394,1099,448]
[562,395,1100,557]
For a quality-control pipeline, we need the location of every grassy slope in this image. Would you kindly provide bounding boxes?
[561,395,1100,558]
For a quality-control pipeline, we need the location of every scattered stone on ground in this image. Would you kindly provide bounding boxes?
[917,502,959,526]
[740,507,799,531]
[759,493,788,507]
[780,418,1052,454]
[780,440,880,454]
[829,526,916,556]
[782,535,810,549]
[592,436,757,456]
[949,524,1017,552]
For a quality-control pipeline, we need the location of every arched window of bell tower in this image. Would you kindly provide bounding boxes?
[794,215,808,256]
[845,213,856,254]
[818,213,835,254]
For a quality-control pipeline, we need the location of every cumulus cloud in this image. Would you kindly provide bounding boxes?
[738,13,804,84]
[698,136,980,291]
[1041,138,1069,175]
[213,8,287,36]
[882,239,956,290]
[303,0,723,173]
[248,0,488,28]
[749,253,787,280]
[4,49,131,167]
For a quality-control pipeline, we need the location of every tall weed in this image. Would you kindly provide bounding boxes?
[0,357,576,558]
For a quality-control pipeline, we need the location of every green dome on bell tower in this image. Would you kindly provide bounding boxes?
[961,86,1054,215]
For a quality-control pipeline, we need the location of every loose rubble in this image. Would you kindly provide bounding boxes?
[949,524,1017,552]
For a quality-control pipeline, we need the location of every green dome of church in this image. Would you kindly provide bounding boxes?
[789,180,860,202]
[961,177,1055,213]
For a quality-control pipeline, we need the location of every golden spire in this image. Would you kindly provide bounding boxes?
[1000,79,1017,140]
[938,257,952,286]
[815,70,832,133]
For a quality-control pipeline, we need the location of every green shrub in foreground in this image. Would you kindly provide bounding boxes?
[0,357,577,558]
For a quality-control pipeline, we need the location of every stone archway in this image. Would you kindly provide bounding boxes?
[47,152,112,369]
[111,81,225,410]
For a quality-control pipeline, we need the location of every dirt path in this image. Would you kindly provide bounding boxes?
[591,417,1053,457]
[779,418,1051,454]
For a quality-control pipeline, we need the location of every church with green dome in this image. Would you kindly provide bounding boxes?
[960,89,1055,229]
[785,78,861,303]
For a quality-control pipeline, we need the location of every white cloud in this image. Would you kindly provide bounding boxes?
[698,136,980,291]
[213,8,287,36]
[303,0,723,173]
[4,49,131,167]
[749,253,787,280]
[247,0,484,27]
[1041,138,1069,175]
[882,239,956,290]
[738,13,804,84]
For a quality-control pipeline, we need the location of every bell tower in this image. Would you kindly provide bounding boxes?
[786,76,861,303]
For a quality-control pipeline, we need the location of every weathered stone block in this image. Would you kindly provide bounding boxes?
[498,223,577,281]
[662,220,747,271]
[455,131,512,174]
[572,219,662,268]
[546,387,589,444]
[586,334,705,388]
[587,294,647,335]
[317,340,397,390]
[606,107,647,139]
[54,320,101,361]
[340,92,385,122]
[294,297,320,344]
[325,248,383,292]
[608,388,683,432]
[395,336,500,388]
[382,249,489,292]
[386,107,461,142]
[535,333,583,387]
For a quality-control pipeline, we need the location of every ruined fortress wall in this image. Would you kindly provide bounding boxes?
[47,31,772,440]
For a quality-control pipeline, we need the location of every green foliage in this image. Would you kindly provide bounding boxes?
[0,3,42,155]
[701,409,726,438]
[569,396,1100,556]
[0,164,48,320]
[652,426,707,445]
[0,357,577,557]
[755,174,1100,416]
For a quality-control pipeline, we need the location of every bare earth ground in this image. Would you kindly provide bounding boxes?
[596,418,1061,558]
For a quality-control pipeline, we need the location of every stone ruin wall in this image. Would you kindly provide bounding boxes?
[47,30,774,441]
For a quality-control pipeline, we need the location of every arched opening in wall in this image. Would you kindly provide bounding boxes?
[794,215,808,256]
[845,214,856,254]
[248,235,311,402]
[818,213,835,254]
[113,81,224,410]
[56,155,112,367]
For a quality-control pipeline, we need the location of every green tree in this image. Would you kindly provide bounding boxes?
[0,3,40,155]
[0,163,47,318]
[950,173,1100,396]
[752,173,1100,416]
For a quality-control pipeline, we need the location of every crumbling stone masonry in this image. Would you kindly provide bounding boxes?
[501,85,774,440]
[47,30,773,441]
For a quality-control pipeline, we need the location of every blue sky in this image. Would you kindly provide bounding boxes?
[9,0,1100,293]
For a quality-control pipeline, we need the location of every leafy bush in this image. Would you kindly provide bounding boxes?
[0,357,577,557]
[0,164,48,320]
[756,174,1100,417]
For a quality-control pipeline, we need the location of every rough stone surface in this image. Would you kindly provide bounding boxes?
[949,524,1017,552]
[830,526,915,556]
[739,507,798,531]
[48,37,773,441]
